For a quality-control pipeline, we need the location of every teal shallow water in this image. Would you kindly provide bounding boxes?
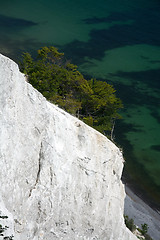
[0,0,160,207]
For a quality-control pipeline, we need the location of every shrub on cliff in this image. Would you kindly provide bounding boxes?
[0,215,14,239]
[20,46,123,137]
[124,215,136,232]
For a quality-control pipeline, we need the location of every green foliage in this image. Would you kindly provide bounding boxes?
[124,215,136,232]
[141,223,149,235]
[0,224,7,235]
[0,215,8,236]
[82,78,122,135]
[0,216,8,219]
[143,233,153,240]
[124,216,153,240]
[20,46,123,135]
[0,215,14,239]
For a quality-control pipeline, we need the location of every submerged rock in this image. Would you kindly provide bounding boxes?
[0,54,137,239]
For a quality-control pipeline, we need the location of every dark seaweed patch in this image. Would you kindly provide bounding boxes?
[83,12,130,24]
[0,34,43,62]
[62,6,160,65]
[151,110,160,124]
[151,145,160,151]
[0,14,37,30]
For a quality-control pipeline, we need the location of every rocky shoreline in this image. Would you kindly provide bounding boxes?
[124,186,160,240]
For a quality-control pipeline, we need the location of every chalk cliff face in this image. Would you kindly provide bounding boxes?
[0,54,137,240]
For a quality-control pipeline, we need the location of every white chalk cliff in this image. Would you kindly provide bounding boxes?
[0,54,137,240]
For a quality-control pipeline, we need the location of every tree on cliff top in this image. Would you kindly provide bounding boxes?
[20,46,123,138]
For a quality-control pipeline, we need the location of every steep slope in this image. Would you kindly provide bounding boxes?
[0,54,137,240]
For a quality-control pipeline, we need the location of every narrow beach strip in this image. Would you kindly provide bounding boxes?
[124,186,160,240]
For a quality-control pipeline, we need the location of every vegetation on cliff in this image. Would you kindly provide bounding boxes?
[124,215,153,240]
[0,215,14,239]
[20,46,122,137]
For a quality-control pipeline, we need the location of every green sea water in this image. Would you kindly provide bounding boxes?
[0,0,160,207]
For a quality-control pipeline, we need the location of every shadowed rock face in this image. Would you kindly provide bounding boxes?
[0,54,137,240]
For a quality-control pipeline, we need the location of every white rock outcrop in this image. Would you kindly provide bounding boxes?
[0,54,137,240]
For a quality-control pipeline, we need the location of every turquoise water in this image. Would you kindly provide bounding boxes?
[1,0,160,207]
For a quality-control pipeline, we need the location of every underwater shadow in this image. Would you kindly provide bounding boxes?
[61,6,160,65]
[0,14,38,31]
[114,120,160,210]
[0,34,44,62]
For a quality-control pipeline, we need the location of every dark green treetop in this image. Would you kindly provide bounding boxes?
[20,46,123,137]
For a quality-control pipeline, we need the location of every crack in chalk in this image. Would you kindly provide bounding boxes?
[35,126,41,135]
[29,142,43,197]
[78,164,106,179]
[49,198,53,209]
[77,157,91,164]
[14,219,22,225]
[36,143,42,184]
[103,158,112,164]
[50,167,53,185]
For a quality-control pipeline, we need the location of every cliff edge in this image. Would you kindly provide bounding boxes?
[0,54,137,240]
